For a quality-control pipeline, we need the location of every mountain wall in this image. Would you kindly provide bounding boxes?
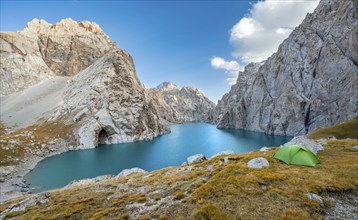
[213,0,358,136]
[0,18,166,148]
[148,82,215,123]
[0,18,115,96]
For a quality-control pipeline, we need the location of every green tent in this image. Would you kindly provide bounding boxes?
[273,145,319,167]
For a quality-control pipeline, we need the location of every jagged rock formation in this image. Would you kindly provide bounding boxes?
[0,18,166,148]
[211,62,262,126]
[148,82,215,123]
[213,0,358,136]
[0,18,115,96]
[52,50,166,148]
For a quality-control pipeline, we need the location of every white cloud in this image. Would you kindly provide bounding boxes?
[211,57,243,85]
[230,0,319,63]
[211,57,241,71]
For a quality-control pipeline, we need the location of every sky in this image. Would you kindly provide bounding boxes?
[0,0,319,103]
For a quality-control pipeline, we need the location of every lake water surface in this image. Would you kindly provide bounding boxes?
[25,123,292,192]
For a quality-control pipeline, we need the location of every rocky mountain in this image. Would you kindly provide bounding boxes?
[0,18,166,149]
[213,0,358,136]
[52,50,166,149]
[148,82,216,123]
[1,18,116,96]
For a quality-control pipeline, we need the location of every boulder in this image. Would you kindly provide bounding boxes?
[117,168,147,177]
[187,154,206,164]
[283,136,323,155]
[247,157,269,169]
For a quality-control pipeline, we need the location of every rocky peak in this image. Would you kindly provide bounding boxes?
[1,18,119,95]
[149,82,215,123]
[23,18,51,35]
[22,18,107,37]
[157,81,181,91]
[212,0,358,135]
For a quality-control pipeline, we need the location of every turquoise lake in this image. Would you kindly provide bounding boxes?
[25,123,292,192]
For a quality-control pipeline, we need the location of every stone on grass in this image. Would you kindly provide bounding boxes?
[117,168,147,177]
[206,165,214,171]
[187,154,206,164]
[247,157,269,169]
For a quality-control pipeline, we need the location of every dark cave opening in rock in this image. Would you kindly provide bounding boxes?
[98,129,108,145]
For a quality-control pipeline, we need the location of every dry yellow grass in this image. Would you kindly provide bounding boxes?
[0,118,75,166]
[1,138,356,220]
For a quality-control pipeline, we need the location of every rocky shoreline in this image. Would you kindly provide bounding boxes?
[0,127,172,203]
[0,139,71,203]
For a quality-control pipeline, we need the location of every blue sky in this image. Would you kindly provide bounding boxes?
[0,0,318,102]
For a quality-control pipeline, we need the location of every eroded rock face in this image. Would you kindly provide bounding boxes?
[0,18,116,95]
[148,82,216,123]
[1,18,167,149]
[52,50,166,149]
[1,31,55,95]
[213,0,358,136]
[212,62,262,126]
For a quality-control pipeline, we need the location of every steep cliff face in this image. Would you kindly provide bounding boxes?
[148,82,215,123]
[1,30,55,95]
[0,18,166,148]
[52,50,166,148]
[214,0,358,135]
[212,62,262,126]
[0,18,115,96]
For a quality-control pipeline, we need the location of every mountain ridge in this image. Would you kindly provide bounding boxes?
[211,0,358,136]
[149,82,215,123]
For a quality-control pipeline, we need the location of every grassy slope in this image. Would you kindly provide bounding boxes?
[308,117,358,139]
[0,118,75,166]
[1,120,357,219]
